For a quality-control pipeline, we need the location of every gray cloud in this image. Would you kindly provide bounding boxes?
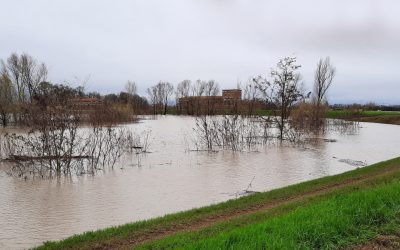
[0,0,399,104]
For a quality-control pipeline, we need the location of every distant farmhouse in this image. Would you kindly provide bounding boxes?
[177,89,241,115]
[177,89,265,115]
[70,97,103,111]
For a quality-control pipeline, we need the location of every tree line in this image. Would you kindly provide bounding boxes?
[1,52,338,129]
[191,56,337,148]
[0,52,341,177]
[0,53,151,126]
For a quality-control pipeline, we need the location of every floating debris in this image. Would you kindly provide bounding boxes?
[221,190,260,198]
[222,176,260,199]
[323,138,337,143]
[234,190,259,198]
[158,161,172,166]
[339,158,367,167]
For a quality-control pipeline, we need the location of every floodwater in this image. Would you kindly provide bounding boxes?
[0,116,400,249]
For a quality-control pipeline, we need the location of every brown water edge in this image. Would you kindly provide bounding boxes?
[1,116,400,249]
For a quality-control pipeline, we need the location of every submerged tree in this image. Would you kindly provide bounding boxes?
[0,71,15,126]
[146,86,158,115]
[0,53,48,125]
[147,81,174,115]
[257,57,305,140]
[2,53,47,103]
[125,80,137,108]
[313,57,336,107]
[160,82,174,115]
[312,57,336,129]
[242,77,263,115]
[124,80,149,114]
[176,80,191,114]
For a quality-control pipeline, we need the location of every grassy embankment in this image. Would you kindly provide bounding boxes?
[169,108,400,125]
[37,157,400,249]
[326,110,400,125]
[255,109,400,125]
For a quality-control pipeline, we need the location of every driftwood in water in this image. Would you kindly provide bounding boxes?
[6,155,91,162]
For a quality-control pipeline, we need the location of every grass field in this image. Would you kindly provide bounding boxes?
[326,109,400,119]
[254,109,400,119]
[139,180,400,250]
[255,109,400,125]
[36,157,400,249]
[169,108,400,125]
[326,110,400,125]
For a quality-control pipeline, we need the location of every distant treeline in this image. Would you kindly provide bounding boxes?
[0,53,152,126]
[2,52,398,128]
[331,104,400,111]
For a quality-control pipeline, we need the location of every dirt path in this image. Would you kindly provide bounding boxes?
[92,164,400,250]
[349,235,400,250]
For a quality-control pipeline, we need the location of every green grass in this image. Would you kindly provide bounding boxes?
[36,157,400,250]
[168,108,400,123]
[360,110,400,116]
[254,109,274,116]
[326,109,400,119]
[255,109,400,119]
[139,180,400,250]
[181,181,400,249]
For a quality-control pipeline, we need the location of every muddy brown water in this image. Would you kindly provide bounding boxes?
[0,116,399,249]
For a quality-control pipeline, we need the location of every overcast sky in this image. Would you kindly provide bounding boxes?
[1,0,399,104]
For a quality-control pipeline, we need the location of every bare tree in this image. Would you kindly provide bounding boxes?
[193,115,270,152]
[243,77,263,115]
[20,54,48,101]
[160,81,174,115]
[186,79,220,115]
[192,79,206,96]
[0,71,15,126]
[2,53,47,103]
[176,79,191,99]
[311,57,336,130]
[203,80,220,114]
[146,86,158,115]
[146,81,174,115]
[125,80,137,95]
[2,89,132,178]
[204,80,220,96]
[176,80,191,114]
[3,54,24,103]
[1,53,47,125]
[313,57,335,107]
[257,57,305,140]
[124,80,138,113]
